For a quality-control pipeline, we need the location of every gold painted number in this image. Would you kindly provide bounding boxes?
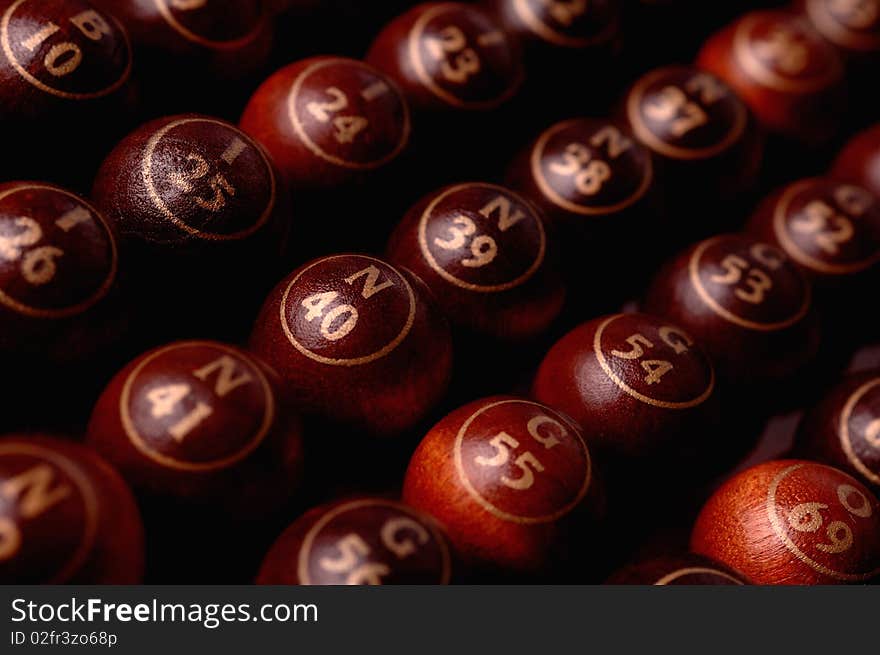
[709,244,783,305]
[306,87,369,144]
[644,86,708,137]
[548,143,612,196]
[474,414,564,491]
[610,327,693,386]
[866,418,880,448]
[541,0,588,26]
[144,356,253,442]
[426,26,481,84]
[301,265,394,341]
[319,517,431,584]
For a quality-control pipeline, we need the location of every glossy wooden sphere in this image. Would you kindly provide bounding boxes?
[691,459,880,584]
[403,396,601,575]
[606,553,748,585]
[86,341,304,517]
[506,117,656,238]
[366,2,524,114]
[386,182,564,342]
[644,234,819,386]
[240,56,411,191]
[0,435,144,584]
[487,0,622,60]
[257,497,453,584]
[621,65,762,201]
[0,182,121,360]
[89,0,272,83]
[249,254,453,437]
[747,177,880,284]
[697,10,846,145]
[0,0,133,121]
[93,114,287,256]
[533,313,716,458]
[796,0,880,60]
[797,370,880,490]
[832,124,880,199]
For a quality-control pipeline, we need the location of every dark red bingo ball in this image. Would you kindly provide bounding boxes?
[367,2,524,114]
[250,254,453,437]
[0,182,120,360]
[747,177,880,285]
[240,56,411,190]
[533,313,717,458]
[257,497,453,585]
[86,341,304,517]
[0,435,144,584]
[387,182,564,342]
[644,234,819,386]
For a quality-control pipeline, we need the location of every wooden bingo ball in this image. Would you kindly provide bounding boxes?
[796,0,880,61]
[257,497,452,584]
[796,370,880,491]
[0,182,121,362]
[606,553,747,585]
[644,234,819,387]
[90,0,272,112]
[506,118,656,241]
[697,10,846,146]
[249,254,453,438]
[0,0,135,182]
[91,114,289,336]
[386,183,564,342]
[832,124,880,199]
[691,460,880,584]
[403,396,601,577]
[621,66,762,215]
[747,177,880,286]
[86,341,304,517]
[0,435,144,584]
[366,2,524,116]
[240,56,411,191]
[533,313,716,459]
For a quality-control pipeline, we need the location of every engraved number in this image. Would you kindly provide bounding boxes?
[0,208,95,286]
[426,26,481,84]
[20,11,113,78]
[144,356,253,443]
[709,244,784,305]
[318,517,431,585]
[643,86,707,137]
[432,195,526,268]
[301,265,395,341]
[474,414,565,491]
[792,201,855,255]
[548,143,612,196]
[786,483,873,555]
[609,327,694,386]
[306,87,369,144]
[0,465,72,561]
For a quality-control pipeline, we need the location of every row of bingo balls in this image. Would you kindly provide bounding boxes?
[2,339,879,584]
[4,178,880,586]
